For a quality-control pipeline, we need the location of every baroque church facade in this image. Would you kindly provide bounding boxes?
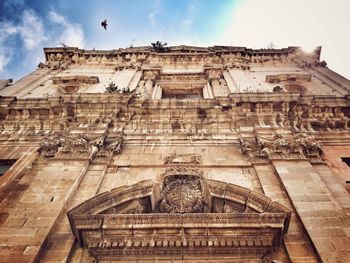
[0,45,349,262]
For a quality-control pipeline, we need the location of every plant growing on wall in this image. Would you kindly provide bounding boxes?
[121,87,131,93]
[151,41,168,52]
[105,81,119,93]
[272,85,284,93]
[105,81,132,94]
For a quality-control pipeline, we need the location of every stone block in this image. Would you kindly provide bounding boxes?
[308,228,346,238]
[285,243,315,257]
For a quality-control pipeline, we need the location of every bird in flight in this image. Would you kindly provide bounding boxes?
[101,19,108,30]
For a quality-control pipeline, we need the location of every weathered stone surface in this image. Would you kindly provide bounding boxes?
[0,44,349,262]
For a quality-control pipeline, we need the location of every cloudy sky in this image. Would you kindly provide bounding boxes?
[0,0,349,81]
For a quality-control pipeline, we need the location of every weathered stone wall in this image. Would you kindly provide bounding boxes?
[0,45,350,262]
[0,149,88,262]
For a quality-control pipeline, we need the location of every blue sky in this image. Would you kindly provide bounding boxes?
[1,0,350,81]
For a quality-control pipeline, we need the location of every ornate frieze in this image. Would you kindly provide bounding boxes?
[1,94,349,136]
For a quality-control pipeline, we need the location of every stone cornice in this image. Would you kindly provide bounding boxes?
[43,45,301,57]
[42,45,318,66]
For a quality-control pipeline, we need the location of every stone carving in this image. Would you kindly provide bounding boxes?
[288,104,350,132]
[294,133,322,158]
[164,154,201,164]
[239,137,253,157]
[52,75,99,93]
[37,134,64,158]
[159,167,209,213]
[239,133,323,161]
[159,176,204,213]
[56,134,91,158]
[38,133,123,160]
[94,135,123,161]
[67,176,291,262]
[162,166,204,177]
[272,134,290,156]
[205,68,222,80]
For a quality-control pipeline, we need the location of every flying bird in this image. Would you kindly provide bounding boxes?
[101,19,108,30]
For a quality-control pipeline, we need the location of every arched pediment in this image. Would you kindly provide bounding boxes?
[68,168,291,261]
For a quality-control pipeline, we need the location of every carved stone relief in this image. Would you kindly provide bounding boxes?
[52,75,99,93]
[164,154,201,164]
[67,168,291,261]
[37,133,123,160]
[239,133,323,161]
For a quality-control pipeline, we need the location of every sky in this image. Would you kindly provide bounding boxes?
[0,0,349,81]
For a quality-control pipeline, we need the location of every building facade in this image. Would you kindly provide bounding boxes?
[0,45,349,262]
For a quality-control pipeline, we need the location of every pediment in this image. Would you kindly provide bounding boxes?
[68,167,291,261]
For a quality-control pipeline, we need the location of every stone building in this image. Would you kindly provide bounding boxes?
[0,45,349,262]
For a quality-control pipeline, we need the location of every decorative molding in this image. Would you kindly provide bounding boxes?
[67,171,291,261]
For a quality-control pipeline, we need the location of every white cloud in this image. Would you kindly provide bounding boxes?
[0,9,85,78]
[220,0,350,79]
[0,52,11,72]
[0,9,46,73]
[20,10,47,49]
[0,23,14,71]
[48,10,67,25]
[48,10,85,48]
